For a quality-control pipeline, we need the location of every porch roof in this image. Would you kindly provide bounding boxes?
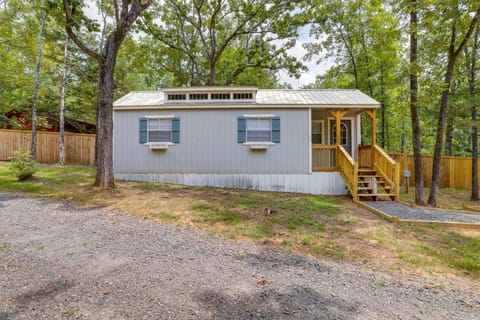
[114,88,380,109]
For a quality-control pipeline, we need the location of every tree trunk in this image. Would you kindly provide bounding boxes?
[59,35,68,165]
[445,118,453,156]
[468,25,480,201]
[93,36,118,189]
[472,112,479,201]
[63,0,152,189]
[409,0,425,205]
[428,8,479,206]
[207,61,216,86]
[31,7,47,159]
[428,68,455,206]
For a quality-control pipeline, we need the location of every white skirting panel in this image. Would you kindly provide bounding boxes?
[115,172,347,195]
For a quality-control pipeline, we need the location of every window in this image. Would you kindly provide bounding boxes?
[211,93,230,100]
[237,116,280,144]
[189,93,208,100]
[233,93,253,100]
[312,121,323,144]
[148,119,172,142]
[139,117,180,144]
[246,118,272,142]
[167,94,186,101]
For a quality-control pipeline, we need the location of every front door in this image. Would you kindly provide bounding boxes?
[330,119,352,155]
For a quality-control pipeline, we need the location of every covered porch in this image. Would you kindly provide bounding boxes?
[311,108,400,201]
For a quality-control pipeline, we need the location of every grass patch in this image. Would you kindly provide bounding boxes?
[243,223,275,239]
[0,243,11,251]
[148,212,180,221]
[400,187,473,211]
[414,232,480,276]
[191,204,244,225]
[272,214,325,231]
[0,163,95,201]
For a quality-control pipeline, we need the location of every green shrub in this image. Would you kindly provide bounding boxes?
[7,150,37,181]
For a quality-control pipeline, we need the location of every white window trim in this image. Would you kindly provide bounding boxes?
[327,117,355,159]
[311,119,325,144]
[243,114,275,118]
[244,116,274,144]
[242,114,276,148]
[145,142,175,149]
[145,116,175,144]
[144,115,175,119]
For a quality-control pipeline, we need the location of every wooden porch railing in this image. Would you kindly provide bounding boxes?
[359,144,400,199]
[358,145,372,168]
[337,145,358,199]
[373,145,400,198]
[312,144,336,171]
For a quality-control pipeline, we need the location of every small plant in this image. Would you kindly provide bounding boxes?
[7,150,37,181]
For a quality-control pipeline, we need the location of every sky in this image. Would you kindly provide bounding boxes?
[279,38,329,89]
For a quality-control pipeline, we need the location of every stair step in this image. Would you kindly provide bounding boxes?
[358,169,376,173]
[357,193,395,197]
[358,175,384,179]
[357,186,392,190]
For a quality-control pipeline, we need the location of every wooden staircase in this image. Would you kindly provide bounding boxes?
[337,144,400,202]
[356,168,396,201]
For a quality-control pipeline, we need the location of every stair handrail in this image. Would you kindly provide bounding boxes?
[337,145,358,199]
[373,145,400,200]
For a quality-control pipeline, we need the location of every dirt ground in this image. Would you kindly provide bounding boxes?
[1,192,480,319]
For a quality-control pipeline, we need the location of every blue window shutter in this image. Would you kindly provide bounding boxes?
[139,118,148,143]
[237,117,246,143]
[172,117,180,143]
[272,116,280,143]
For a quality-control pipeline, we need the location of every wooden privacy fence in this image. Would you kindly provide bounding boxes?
[0,129,95,166]
[389,153,479,190]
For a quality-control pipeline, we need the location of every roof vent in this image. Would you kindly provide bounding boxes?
[163,87,257,104]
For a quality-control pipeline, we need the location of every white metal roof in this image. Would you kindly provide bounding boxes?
[114,88,380,109]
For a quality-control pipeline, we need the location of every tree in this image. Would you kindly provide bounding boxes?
[59,34,68,165]
[428,6,480,206]
[408,0,425,205]
[465,24,480,200]
[31,0,47,159]
[139,0,305,86]
[305,0,401,149]
[63,0,152,189]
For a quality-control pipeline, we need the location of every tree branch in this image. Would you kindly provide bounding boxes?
[62,0,100,61]
[453,7,480,59]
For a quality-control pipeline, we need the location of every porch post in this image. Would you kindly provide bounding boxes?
[364,108,376,167]
[328,108,348,169]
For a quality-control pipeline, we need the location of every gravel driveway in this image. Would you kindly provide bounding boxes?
[364,201,480,224]
[1,192,479,320]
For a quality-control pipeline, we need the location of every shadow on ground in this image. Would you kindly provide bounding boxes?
[0,279,74,320]
[197,285,358,319]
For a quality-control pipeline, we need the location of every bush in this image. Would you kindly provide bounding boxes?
[7,150,37,181]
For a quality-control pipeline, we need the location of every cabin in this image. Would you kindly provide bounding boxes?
[113,87,400,200]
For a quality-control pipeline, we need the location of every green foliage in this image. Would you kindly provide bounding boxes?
[7,150,37,180]
[138,0,306,86]
[0,0,97,127]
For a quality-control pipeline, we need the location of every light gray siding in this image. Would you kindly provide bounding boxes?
[114,109,310,174]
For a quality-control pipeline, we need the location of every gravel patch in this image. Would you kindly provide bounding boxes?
[364,201,480,224]
[1,192,480,319]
